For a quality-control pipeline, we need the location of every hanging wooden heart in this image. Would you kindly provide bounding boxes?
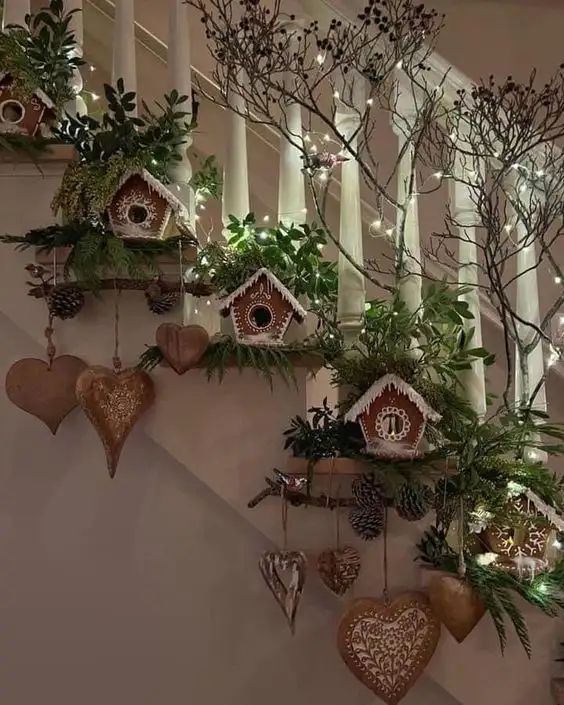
[76,366,155,478]
[338,592,441,705]
[427,574,485,643]
[317,546,361,596]
[6,355,87,434]
[156,323,210,375]
[259,550,307,633]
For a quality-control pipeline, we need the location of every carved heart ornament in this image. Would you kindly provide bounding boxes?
[76,366,155,478]
[428,575,485,643]
[317,546,361,596]
[259,550,307,633]
[5,355,87,434]
[156,323,210,374]
[337,592,441,705]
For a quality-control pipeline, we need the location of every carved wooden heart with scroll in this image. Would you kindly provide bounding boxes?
[259,550,307,634]
[337,592,441,705]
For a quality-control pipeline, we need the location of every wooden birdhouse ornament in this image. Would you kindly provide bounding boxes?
[219,268,306,346]
[0,73,55,137]
[107,169,193,240]
[344,374,441,459]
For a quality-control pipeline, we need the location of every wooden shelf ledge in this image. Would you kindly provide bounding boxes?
[0,144,76,164]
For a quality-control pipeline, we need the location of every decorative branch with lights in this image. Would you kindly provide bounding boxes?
[186,0,446,295]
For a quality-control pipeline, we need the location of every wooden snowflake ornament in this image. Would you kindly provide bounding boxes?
[0,73,55,137]
[337,593,441,705]
[219,268,306,347]
[107,170,193,240]
[345,374,441,459]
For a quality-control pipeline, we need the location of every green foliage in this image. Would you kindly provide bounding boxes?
[0,132,55,160]
[0,222,192,290]
[0,0,83,110]
[193,214,338,309]
[139,336,327,388]
[190,155,222,201]
[283,399,365,459]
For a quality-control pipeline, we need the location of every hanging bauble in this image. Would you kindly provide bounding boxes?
[349,506,384,541]
[259,550,307,633]
[337,593,441,705]
[155,323,210,374]
[76,366,155,478]
[352,473,383,509]
[395,481,434,522]
[427,574,485,643]
[47,284,85,320]
[317,546,361,596]
[5,355,87,434]
[144,279,180,315]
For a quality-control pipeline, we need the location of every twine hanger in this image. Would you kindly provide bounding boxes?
[113,281,122,373]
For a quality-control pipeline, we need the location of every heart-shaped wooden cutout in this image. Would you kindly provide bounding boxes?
[317,546,361,596]
[6,355,87,434]
[76,366,155,478]
[259,550,307,633]
[428,575,485,643]
[338,592,441,705]
[156,323,210,375]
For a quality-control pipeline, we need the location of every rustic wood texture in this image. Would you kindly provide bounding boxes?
[258,550,307,634]
[317,546,361,597]
[156,323,210,374]
[28,277,206,298]
[76,366,155,478]
[5,355,87,434]
[337,593,441,705]
[427,575,485,643]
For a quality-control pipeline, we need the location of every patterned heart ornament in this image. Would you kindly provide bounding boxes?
[338,592,441,705]
[259,550,307,633]
[5,355,87,434]
[317,546,361,596]
[156,323,210,374]
[76,366,155,478]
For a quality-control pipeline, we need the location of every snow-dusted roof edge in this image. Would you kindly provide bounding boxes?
[115,169,190,219]
[345,373,442,424]
[0,72,55,110]
[219,267,307,320]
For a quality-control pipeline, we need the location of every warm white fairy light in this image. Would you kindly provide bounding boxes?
[385,227,394,236]
[555,275,562,284]
[333,90,340,99]
[258,231,268,241]
[319,171,328,181]
[89,65,96,72]
[206,299,212,306]
[396,59,403,69]
[323,134,331,142]
[536,169,545,177]
[554,539,563,549]
[262,215,270,223]
[433,171,443,179]
[316,53,325,65]
[304,134,311,143]
[301,207,308,214]
[372,219,382,229]
[310,144,318,154]
[366,98,374,106]
[90,92,100,101]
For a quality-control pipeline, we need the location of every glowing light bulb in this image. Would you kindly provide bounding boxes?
[555,276,562,284]
[334,90,340,99]
[316,53,325,65]
[396,59,403,69]
[366,98,374,106]
[372,219,382,229]
[91,92,100,101]
[433,171,443,179]
[263,215,270,223]
[385,228,394,236]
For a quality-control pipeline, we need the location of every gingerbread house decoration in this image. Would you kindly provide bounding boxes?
[219,268,307,346]
[0,73,55,137]
[107,170,192,240]
[344,374,441,459]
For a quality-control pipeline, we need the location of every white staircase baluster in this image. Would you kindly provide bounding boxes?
[451,165,486,419]
[222,85,250,234]
[1,0,29,30]
[112,0,137,114]
[64,0,87,117]
[335,78,366,345]
[392,82,421,314]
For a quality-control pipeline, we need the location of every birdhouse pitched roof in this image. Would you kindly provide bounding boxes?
[115,169,190,219]
[0,72,55,110]
[219,268,307,321]
[344,374,442,424]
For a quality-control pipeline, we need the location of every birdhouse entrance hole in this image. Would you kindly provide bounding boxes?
[128,204,149,225]
[0,99,24,125]
[248,304,273,330]
[375,406,410,442]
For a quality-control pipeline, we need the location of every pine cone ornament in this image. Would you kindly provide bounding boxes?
[145,280,180,315]
[47,284,85,320]
[349,506,384,541]
[352,474,383,509]
[395,482,434,522]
